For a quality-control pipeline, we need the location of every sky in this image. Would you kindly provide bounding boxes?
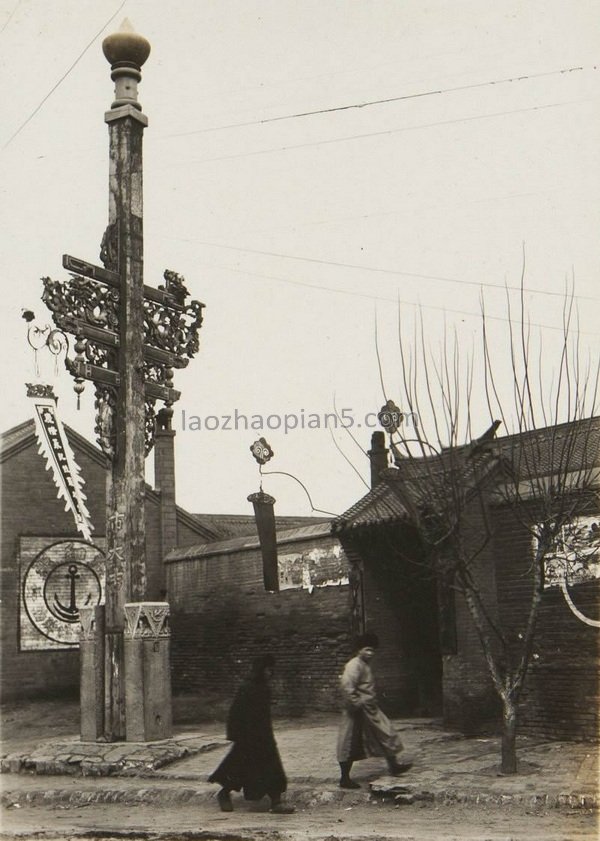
[0,0,599,520]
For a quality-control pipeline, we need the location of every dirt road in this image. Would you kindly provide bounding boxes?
[2,797,597,841]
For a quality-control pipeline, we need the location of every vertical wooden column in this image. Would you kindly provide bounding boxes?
[102,28,151,741]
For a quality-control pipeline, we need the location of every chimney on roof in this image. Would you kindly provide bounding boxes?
[368,431,389,487]
[154,407,177,594]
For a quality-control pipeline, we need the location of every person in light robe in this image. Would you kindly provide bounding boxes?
[337,632,413,788]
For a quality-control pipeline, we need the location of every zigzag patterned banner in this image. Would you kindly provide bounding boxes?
[27,384,93,541]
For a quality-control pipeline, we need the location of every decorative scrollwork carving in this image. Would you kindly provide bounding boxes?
[85,342,116,368]
[124,602,171,639]
[100,222,119,272]
[42,275,120,333]
[26,383,57,399]
[144,362,164,384]
[41,264,203,451]
[94,386,117,459]
[144,398,157,456]
[159,269,188,306]
[79,606,99,641]
[144,270,204,359]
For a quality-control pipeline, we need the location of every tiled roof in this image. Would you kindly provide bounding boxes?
[387,417,600,487]
[0,418,34,453]
[165,520,333,562]
[332,480,409,533]
[335,416,600,533]
[192,512,330,539]
[493,416,600,477]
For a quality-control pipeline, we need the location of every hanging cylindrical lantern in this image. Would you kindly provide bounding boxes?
[247,490,278,592]
[248,437,278,592]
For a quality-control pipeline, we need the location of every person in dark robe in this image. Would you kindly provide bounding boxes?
[208,653,294,814]
[337,632,413,788]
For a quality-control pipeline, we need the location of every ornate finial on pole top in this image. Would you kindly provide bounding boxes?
[102,19,151,111]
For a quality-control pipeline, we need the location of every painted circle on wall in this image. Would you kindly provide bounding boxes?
[23,540,105,645]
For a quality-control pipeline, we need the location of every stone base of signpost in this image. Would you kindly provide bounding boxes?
[79,605,105,742]
[123,602,173,742]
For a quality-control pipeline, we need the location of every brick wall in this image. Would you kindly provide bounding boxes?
[442,501,503,734]
[166,534,353,716]
[1,439,107,701]
[492,503,600,741]
[1,431,207,702]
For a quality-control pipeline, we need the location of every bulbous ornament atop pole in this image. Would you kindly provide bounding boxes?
[102,19,151,111]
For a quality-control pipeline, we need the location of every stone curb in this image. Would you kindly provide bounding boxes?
[1,783,597,811]
[368,779,599,809]
[0,740,226,778]
[371,787,598,809]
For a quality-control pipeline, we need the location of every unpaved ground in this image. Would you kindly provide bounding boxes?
[1,798,597,841]
[0,699,336,753]
[2,700,597,840]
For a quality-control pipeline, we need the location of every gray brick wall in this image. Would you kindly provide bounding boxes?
[167,536,353,715]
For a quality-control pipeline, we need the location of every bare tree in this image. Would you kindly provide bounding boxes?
[380,278,599,774]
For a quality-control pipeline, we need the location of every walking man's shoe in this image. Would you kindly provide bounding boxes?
[270,802,295,814]
[339,778,361,789]
[388,760,413,776]
[217,789,233,812]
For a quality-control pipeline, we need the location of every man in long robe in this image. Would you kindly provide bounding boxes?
[337,632,413,788]
[209,653,294,814]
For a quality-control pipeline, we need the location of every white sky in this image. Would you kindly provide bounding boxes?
[1,0,599,519]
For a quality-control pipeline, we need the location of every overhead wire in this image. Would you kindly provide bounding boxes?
[1,0,127,151]
[162,236,600,303]
[166,64,591,137]
[166,99,591,167]
[184,257,600,337]
[161,45,464,113]
[208,187,563,241]
[3,18,596,330]
[0,0,21,36]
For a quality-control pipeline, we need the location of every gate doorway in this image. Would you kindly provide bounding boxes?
[343,523,443,718]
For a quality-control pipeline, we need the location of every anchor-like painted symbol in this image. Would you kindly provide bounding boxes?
[53,564,92,623]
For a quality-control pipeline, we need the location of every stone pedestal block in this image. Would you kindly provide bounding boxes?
[123,602,173,741]
[79,605,105,742]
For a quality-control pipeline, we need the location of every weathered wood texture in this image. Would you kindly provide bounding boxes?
[103,109,148,740]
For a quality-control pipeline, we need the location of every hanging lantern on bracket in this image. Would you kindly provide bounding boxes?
[248,437,279,592]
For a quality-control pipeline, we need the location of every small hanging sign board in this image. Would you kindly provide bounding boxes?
[27,383,93,541]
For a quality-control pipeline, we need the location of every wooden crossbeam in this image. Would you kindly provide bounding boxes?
[66,320,189,369]
[70,360,181,403]
[63,254,185,310]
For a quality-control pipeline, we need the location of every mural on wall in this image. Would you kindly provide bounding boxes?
[20,537,106,650]
[278,542,349,593]
[541,515,600,628]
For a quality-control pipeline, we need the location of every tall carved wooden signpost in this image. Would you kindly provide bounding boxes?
[42,23,204,741]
